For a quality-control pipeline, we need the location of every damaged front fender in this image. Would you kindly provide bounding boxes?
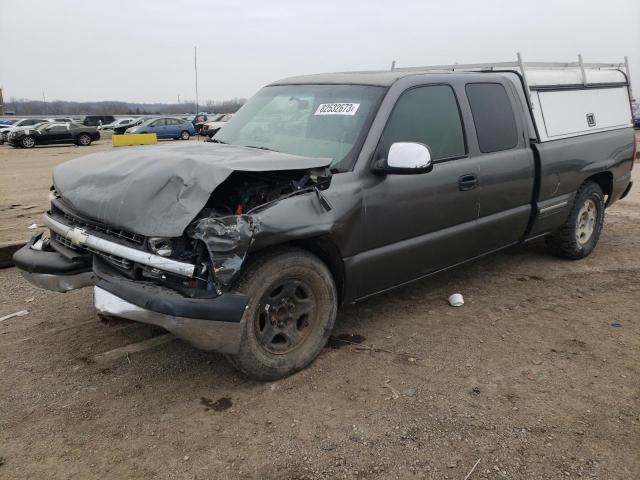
[189,215,259,286]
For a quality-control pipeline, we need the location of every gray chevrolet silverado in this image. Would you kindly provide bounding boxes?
[13,59,636,380]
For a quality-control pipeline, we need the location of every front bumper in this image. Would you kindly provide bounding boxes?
[13,230,249,354]
[43,213,196,277]
[94,286,245,354]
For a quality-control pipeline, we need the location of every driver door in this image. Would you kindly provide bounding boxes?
[358,84,480,297]
[41,124,72,144]
[150,119,167,138]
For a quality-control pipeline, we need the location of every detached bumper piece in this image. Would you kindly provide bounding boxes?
[94,259,249,353]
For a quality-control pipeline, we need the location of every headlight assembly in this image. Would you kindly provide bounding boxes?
[148,237,173,257]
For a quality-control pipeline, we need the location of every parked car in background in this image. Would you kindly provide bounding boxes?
[8,122,100,148]
[0,118,52,144]
[192,113,220,133]
[83,115,116,127]
[125,117,195,139]
[201,113,233,137]
[633,102,640,128]
[112,117,147,134]
[1,121,52,144]
[0,119,17,126]
[99,118,135,131]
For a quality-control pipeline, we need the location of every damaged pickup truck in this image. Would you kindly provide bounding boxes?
[14,58,636,380]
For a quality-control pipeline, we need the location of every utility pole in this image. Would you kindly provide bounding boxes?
[194,46,199,115]
[42,91,47,114]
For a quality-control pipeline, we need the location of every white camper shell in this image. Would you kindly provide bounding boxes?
[391,54,634,143]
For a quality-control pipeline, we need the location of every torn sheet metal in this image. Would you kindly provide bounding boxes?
[190,215,259,286]
[52,142,331,237]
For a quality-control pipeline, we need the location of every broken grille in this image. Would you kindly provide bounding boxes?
[58,210,144,245]
[54,233,133,270]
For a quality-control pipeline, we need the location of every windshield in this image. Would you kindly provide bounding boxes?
[214,84,385,171]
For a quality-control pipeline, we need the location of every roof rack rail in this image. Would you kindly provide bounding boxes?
[387,53,633,101]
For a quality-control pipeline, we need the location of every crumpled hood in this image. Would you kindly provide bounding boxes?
[53,142,331,237]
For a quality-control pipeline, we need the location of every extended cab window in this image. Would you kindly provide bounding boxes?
[380,85,466,161]
[465,83,518,153]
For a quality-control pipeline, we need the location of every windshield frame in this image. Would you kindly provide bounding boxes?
[215,83,387,172]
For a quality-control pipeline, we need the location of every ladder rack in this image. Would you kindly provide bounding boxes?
[388,53,633,100]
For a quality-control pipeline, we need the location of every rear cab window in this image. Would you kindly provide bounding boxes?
[379,85,466,161]
[465,83,518,153]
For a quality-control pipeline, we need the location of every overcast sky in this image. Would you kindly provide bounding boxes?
[1,0,638,103]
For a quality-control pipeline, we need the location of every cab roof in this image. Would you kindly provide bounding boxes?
[269,70,438,87]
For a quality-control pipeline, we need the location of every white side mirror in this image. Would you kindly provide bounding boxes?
[386,142,432,172]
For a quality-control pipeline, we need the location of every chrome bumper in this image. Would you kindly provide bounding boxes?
[43,214,196,278]
[93,287,244,354]
[19,270,97,292]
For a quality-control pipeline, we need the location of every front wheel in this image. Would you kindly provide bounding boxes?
[77,133,92,146]
[546,181,605,259]
[21,135,36,148]
[227,247,338,381]
[179,130,190,140]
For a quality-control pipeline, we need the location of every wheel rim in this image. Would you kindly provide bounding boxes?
[79,134,90,145]
[254,279,316,355]
[23,136,35,147]
[576,198,597,245]
[181,131,189,140]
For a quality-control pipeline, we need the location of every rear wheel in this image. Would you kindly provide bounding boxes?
[180,130,190,140]
[546,181,605,259]
[77,133,92,146]
[227,247,337,381]
[21,135,35,148]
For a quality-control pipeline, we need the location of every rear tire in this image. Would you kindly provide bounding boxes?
[21,135,35,148]
[226,247,337,381]
[77,133,92,146]
[546,181,605,259]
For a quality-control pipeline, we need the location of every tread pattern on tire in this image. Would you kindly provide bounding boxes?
[546,181,604,260]
[226,246,337,381]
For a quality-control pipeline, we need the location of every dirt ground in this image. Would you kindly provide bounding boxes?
[0,135,639,479]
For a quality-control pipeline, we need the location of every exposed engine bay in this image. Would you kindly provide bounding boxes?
[201,169,331,216]
[186,168,332,293]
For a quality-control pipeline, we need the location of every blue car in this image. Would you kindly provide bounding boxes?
[125,117,196,140]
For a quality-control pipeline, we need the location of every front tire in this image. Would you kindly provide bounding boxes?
[180,130,190,140]
[546,181,605,259]
[21,135,35,148]
[227,247,338,381]
[77,133,92,146]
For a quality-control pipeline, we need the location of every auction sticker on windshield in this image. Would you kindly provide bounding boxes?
[314,103,360,115]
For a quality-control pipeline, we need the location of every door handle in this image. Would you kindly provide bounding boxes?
[458,174,478,191]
